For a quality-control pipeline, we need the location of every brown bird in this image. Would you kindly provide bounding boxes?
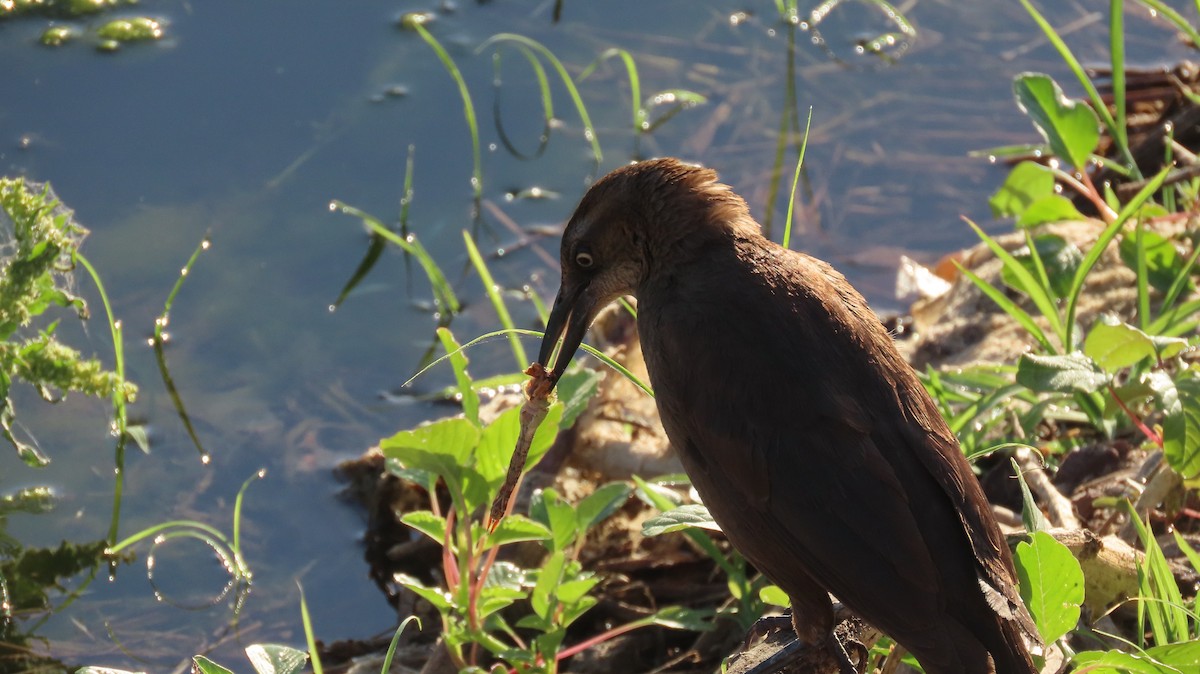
[535,158,1040,674]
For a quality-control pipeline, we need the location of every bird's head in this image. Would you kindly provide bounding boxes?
[536,157,754,385]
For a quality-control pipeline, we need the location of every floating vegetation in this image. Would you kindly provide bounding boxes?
[39,24,78,46]
[95,16,164,51]
[0,0,128,21]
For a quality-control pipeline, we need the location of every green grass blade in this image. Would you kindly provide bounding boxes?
[153,235,210,460]
[480,34,603,163]
[403,328,655,398]
[1065,168,1169,347]
[463,230,528,369]
[1136,0,1200,49]
[405,18,482,199]
[232,468,265,579]
[332,201,460,314]
[1121,499,1190,645]
[156,235,209,343]
[581,48,645,132]
[106,519,232,556]
[298,582,324,674]
[1158,239,1200,321]
[1147,298,1200,336]
[75,252,131,544]
[954,261,1054,352]
[492,46,554,160]
[965,219,1064,347]
[782,107,813,250]
[1022,229,1054,300]
[400,144,416,230]
[506,45,554,121]
[381,616,422,673]
[762,24,801,237]
[1109,0,1128,152]
[1135,223,1150,330]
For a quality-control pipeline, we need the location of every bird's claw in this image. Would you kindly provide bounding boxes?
[742,613,793,649]
[828,633,868,674]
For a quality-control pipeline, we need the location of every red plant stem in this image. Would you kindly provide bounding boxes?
[1108,384,1163,448]
[553,618,655,663]
[1077,169,1118,222]
[442,507,460,588]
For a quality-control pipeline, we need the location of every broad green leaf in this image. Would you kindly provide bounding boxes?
[476,592,521,619]
[642,503,722,536]
[400,510,446,544]
[556,575,600,604]
[1071,649,1177,673]
[487,514,552,547]
[191,657,235,674]
[459,465,493,514]
[1084,315,1157,371]
[475,403,563,486]
[559,594,599,628]
[1002,234,1082,300]
[530,550,566,619]
[632,474,684,509]
[554,367,602,429]
[759,584,790,609]
[1163,378,1200,479]
[1011,457,1050,533]
[395,573,454,610]
[576,481,632,533]
[1016,194,1086,228]
[1016,352,1108,393]
[990,161,1055,218]
[385,460,437,494]
[530,487,578,551]
[1013,72,1100,169]
[379,417,480,483]
[1148,335,1188,361]
[245,644,309,674]
[1119,229,1191,294]
[484,560,528,591]
[1145,635,1200,667]
[1014,530,1083,644]
[647,605,715,631]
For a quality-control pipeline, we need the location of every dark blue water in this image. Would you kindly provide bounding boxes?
[0,1,1192,669]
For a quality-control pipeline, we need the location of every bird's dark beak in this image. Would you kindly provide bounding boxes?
[538,280,595,386]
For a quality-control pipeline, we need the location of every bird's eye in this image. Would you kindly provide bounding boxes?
[575,250,594,268]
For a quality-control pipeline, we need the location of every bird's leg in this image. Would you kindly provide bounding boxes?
[793,597,865,674]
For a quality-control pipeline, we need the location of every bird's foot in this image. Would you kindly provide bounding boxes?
[742,612,793,649]
[826,632,867,674]
[735,630,864,674]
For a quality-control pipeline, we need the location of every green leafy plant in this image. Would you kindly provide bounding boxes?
[637,476,773,632]
[933,2,1200,671]
[0,178,137,467]
[382,325,701,672]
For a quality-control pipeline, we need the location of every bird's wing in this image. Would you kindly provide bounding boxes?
[894,372,1041,642]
